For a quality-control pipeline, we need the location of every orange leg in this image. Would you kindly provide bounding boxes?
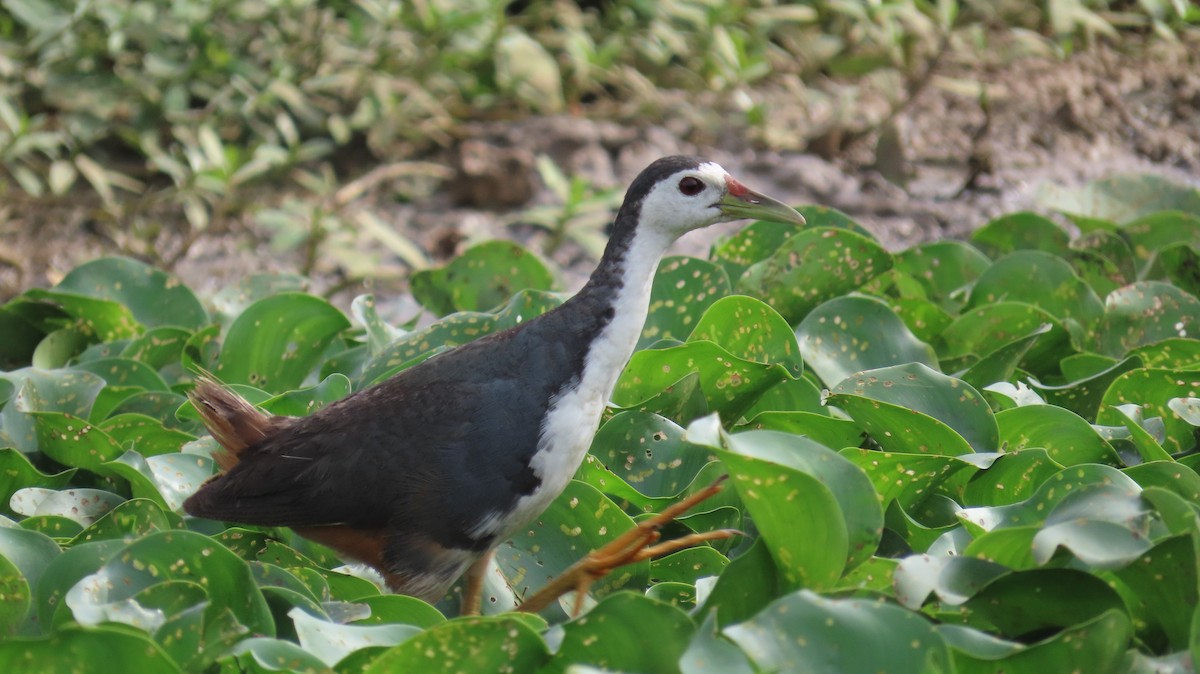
[517,477,740,615]
[461,549,494,616]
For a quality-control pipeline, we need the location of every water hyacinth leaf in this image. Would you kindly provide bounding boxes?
[9,488,123,526]
[0,369,107,453]
[224,637,330,673]
[893,554,1009,609]
[958,465,1140,534]
[69,499,178,546]
[0,528,60,607]
[687,295,800,376]
[72,358,170,392]
[120,326,192,372]
[209,273,312,327]
[1107,404,1174,463]
[725,590,950,674]
[740,376,827,417]
[964,569,1127,637]
[350,294,404,356]
[716,449,848,589]
[549,593,693,674]
[1026,355,1141,419]
[410,240,555,316]
[940,610,1132,674]
[215,293,351,391]
[680,611,756,674]
[588,411,714,499]
[828,363,997,454]
[614,341,790,421]
[0,552,29,636]
[640,257,730,348]
[22,289,142,342]
[938,302,1072,377]
[181,324,220,373]
[891,241,991,311]
[839,448,977,510]
[712,220,798,281]
[1156,242,1200,297]
[362,616,548,673]
[891,296,955,343]
[1111,535,1197,651]
[98,414,196,457]
[348,594,445,629]
[957,324,1050,390]
[1122,210,1200,271]
[971,211,1071,257]
[739,411,862,451]
[32,412,126,471]
[725,431,881,571]
[736,227,892,324]
[55,257,208,330]
[1038,175,1200,224]
[650,546,730,585]
[0,449,74,519]
[1098,368,1200,454]
[1093,282,1200,357]
[80,529,273,636]
[995,405,1121,466]
[796,294,937,388]
[967,251,1104,338]
[289,607,420,666]
[259,373,353,418]
[0,624,182,674]
[698,537,781,627]
[962,449,1061,507]
[31,327,89,369]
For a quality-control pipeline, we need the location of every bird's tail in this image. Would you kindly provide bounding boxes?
[189,374,281,472]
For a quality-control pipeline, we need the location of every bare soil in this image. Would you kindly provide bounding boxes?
[2,41,1198,320]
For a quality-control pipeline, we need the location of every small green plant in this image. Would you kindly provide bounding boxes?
[515,155,622,258]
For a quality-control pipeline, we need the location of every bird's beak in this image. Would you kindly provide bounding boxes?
[716,177,806,226]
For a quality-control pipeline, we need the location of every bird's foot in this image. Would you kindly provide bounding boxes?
[516,476,740,616]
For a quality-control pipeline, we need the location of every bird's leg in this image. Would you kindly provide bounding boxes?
[461,549,494,616]
[517,477,740,615]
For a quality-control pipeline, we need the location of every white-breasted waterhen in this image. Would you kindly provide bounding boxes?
[183,155,806,614]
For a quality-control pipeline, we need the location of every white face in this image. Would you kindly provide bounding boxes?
[637,161,733,236]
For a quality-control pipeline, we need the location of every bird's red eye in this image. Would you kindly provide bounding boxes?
[678,176,705,196]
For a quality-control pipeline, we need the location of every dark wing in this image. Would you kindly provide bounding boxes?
[183,326,579,547]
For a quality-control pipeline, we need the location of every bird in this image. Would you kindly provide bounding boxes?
[183,155,806,613]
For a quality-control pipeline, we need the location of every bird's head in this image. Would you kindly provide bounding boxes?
[625,156,806,239]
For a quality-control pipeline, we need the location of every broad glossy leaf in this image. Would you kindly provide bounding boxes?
[69,499,178,546]
[1129,338,1200,370]
[894,554,1009,609]
[964,569,1126,637]
[99,414,195,457]
[699,537,780,626]
[0,624,181,673]
[1112,535,1196,651]
[549,593,693,674]
[995,405,1120,466]
[9,487,122,526]
[1098,368,1200,454]
[739,411,862,451]
[726,430,881,571]
[1026,355,1141,419]
[971,212,1070,257]
[828,363,997,455]
[967,251,1104,338]
[23,289,141,342]
[958,464,1140,534]
[0,551,29,636]
[410,240,554,315]
[940,610,1131,674]
[0,448,74,519]
[215,293,351,391]
[680,611,755,674]
[1122,211,1200,271]
[640,257,730,349]
[938,302,1073,377]
[211,273,312,326]
[1038,175,1200,223]
[55,257,207,330]
[223,637,330,673]
[962,449,1060,507]
[614,341,790,421]
[1094,282,1200,357]
[362,616,549,673]
[712,220,797,281]
[32,411,125,470]
[0,528,59,607]
[72,357,169,392]
[958,324,1050,390]
[737,227,892,323]
[797,294,937,388]
[290,607,419,666]
[840,448,979,510]
[260,373,352,417]
[588,411,714,498]
[688,295,801,376]
[0,368,107,452]
[120,326,193,372]
[891,240,991,311]
[725,590,950,674]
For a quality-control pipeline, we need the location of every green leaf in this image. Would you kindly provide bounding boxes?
[1038,175,1200,223]
[828,363,997,455]
[797,295,937,388]
[1111,535,1197,651]
[641,257,730,348]
[23,289,142,342]
[291,607,419,666]
[971,212,1070,257]
[55,257,207,330]
[548,593,693,674]
[0,448,74,519]
[737,227,893,323]
[0,624,181,673]
[1098,368,1200,454]
[891,241,991,312]
[1094,282,1200,357]
[995,405,1121,466]
[362,616,548,673]
[724,590,951,673]
[614,341,791,421]
[687,295,801,376]
[410,240,555,315]
[215,293,351,391]
[588,412,714,499]
[939,302,1073,377]
[964,569,1127,637]
[967,251,1104,339]
[940,610,1131,674]
[712,221,798,281]
[32,411,125,471]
